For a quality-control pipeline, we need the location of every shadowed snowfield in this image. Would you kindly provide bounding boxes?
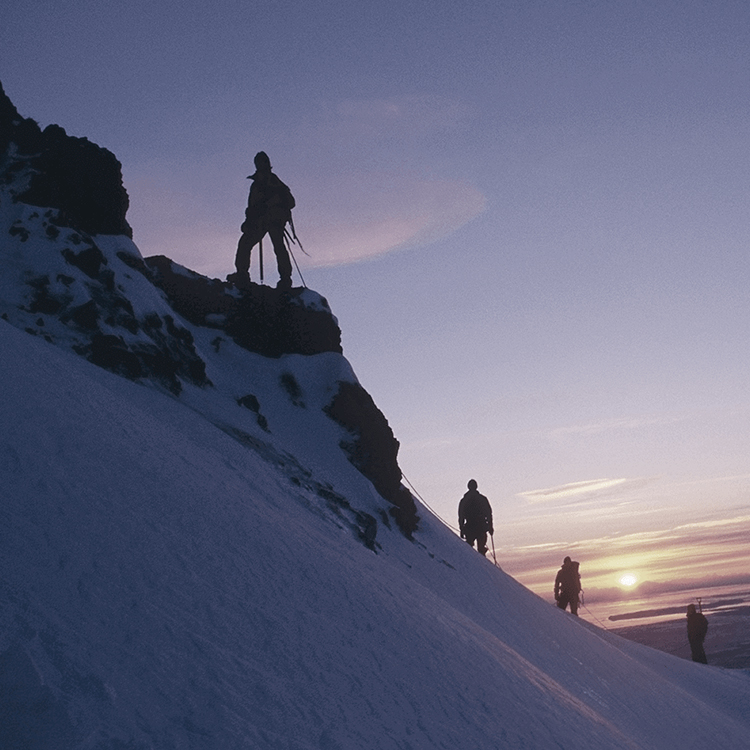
[613,606,750,670]
[2,319,750,749]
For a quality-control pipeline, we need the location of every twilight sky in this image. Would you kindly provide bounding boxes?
[3,0,750,608]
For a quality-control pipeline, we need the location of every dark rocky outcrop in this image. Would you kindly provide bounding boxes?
[325,381,419,536]
[237,394,270,431]
[71,314,211,396]
[0,82,41,156]
[144,255,342,357]
[0,81,131,237]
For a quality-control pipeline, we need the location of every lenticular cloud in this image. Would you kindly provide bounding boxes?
[300,172,486,266]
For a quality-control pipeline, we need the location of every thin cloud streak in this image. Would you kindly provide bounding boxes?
[518,476,658,504]
[503,512,750,604]
[298,174,486,267]
[670,473,750,489]
[549,414,686,438]
[519,477,629,502]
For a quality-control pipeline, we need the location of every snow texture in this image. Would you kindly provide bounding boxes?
[1,281,750,749]
[1,86,749,747]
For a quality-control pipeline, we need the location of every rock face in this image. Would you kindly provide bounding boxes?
[325,381,419,536]
[0,82,131,237]
[144,255,342,358]
[0,81,418,535]
[0,204,211,396]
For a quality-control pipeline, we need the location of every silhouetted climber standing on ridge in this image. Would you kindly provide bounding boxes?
[554,556,582,615]
[458,479,493,556]
[228,151,295,290]
[686,603,709,663]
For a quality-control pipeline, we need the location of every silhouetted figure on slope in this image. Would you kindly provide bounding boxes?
[554,556,581,616]
[686,604,708,663]
[458,479,493,556]
[228,151,295,290]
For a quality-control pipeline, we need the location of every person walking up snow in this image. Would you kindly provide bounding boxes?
[458,479,493,556]
[228,151,295,290]
[554,556,582,616]
[686,604,709,663]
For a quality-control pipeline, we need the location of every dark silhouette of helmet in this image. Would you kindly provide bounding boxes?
[254,151,271,172]
[467,479,478,490]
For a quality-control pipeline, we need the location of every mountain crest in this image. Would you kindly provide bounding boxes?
[0,82,418,535]
[0,82,131,237]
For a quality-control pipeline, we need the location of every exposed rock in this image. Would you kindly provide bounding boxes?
[279,372,305,407]
[61,243,108,279]
[0,81,42,157]
[0,81,131,237]
[325,381,419,536]
[237,394,270,432]
[144,255,342,357]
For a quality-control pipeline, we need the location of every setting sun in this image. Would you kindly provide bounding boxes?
[619,574,638,587]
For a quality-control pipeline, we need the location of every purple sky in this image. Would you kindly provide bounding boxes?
[3,0,750,602]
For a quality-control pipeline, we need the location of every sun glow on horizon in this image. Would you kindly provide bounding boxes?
[619,574,638,588]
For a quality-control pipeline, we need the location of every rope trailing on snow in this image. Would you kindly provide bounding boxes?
[401,471,460,534]
[401,471,503,569]
[580,601,611,630]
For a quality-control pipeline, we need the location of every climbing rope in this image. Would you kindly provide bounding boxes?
[401,471,460,534]
[401,471,503,569]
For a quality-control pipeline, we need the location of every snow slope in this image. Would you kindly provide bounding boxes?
[3,82,749,749]
[2,319,750,750]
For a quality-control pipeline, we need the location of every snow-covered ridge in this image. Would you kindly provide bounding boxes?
[0,81,418,535]
[0,178,343,393]
[3,319,750,749]
[0,188,417,533]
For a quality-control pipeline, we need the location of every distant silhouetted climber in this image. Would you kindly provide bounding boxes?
[458,479,493,556]
[228,151,295,290]
[554,556,582,615]
[686,604,708,663]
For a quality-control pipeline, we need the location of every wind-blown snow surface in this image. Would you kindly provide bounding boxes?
[2,323,750,749]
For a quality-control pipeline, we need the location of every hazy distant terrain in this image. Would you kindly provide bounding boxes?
[613,607,750,670]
